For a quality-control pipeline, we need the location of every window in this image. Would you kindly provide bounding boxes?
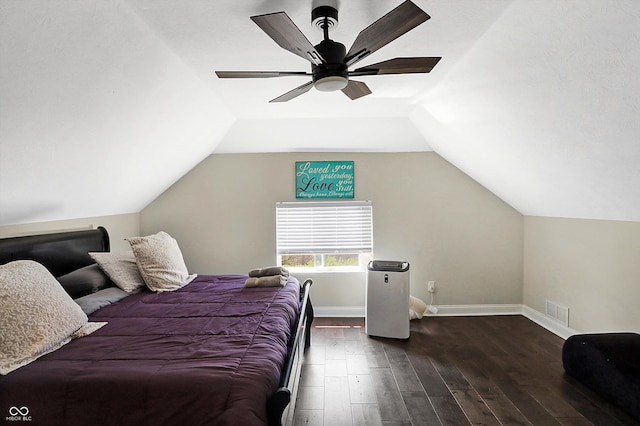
[276,201,373,271]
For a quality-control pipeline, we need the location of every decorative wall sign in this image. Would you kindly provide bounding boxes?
[296,161,354,199]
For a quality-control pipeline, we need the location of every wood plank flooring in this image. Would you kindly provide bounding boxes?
[293,316,639,425]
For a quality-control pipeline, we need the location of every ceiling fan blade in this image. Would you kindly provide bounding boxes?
[349,57,441,76]
[215,71,311,78]
[341,80,372,100]
[345,0,429,67]
[251,12,325,65]
[270,81,314,103]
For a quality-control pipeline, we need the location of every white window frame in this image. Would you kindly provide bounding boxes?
[276,201,373,272]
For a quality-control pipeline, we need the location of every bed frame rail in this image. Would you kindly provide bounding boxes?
[267,278,314,426]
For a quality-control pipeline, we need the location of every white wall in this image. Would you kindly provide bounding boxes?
[524,216,640,333]
[141,152,523,313]
[0,213,140,252]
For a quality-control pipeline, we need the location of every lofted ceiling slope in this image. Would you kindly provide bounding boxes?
[413,0,640,221]
[1,0,639,226]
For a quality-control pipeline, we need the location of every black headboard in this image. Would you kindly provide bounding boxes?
[0,226,110,277]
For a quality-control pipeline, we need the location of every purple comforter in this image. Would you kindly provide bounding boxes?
[0,275,300,426]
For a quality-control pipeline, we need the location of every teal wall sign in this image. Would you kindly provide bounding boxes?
[296,161,354,199]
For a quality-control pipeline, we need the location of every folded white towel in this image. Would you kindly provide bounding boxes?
[248,266,290,278]
[244,275,288,288]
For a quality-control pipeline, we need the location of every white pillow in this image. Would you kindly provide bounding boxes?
[126,231,196,292]
[89,251,146,293]
[0,260,88,375]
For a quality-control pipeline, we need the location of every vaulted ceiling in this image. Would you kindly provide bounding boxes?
[1,0,639,226]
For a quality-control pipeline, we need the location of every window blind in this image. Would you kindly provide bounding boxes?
[276,201,373,255]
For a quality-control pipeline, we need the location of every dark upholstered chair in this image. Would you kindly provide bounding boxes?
[562,333,640,421]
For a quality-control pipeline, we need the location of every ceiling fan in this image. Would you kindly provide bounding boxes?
[215,0,441,102]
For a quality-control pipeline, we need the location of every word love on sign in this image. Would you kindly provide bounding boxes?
[296,161,354,199]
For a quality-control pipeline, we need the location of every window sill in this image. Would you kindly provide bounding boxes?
[286,268,366,274]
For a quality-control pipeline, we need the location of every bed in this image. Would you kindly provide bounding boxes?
[0,227,313,425]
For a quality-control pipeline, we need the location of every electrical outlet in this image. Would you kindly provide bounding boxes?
[427,281,435,293]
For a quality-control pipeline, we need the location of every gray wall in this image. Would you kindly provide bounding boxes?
[140,152,524,313]
[4,155,638,333]
[524,216,640,333]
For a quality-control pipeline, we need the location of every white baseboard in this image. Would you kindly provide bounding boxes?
[313,304,577,339]
[314,306,365,317]
[427,304,523,316]
[521,305,577,339]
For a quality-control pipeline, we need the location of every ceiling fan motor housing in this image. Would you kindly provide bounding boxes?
[312,39,348,91]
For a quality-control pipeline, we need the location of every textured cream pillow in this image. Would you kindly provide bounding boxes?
[126,231,196,292]
[89,251,146,293]
[0,260,88,375]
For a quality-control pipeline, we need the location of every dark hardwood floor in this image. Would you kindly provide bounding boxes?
[293,315,639,426]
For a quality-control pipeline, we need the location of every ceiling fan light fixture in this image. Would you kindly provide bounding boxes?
[314,75,348,92]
